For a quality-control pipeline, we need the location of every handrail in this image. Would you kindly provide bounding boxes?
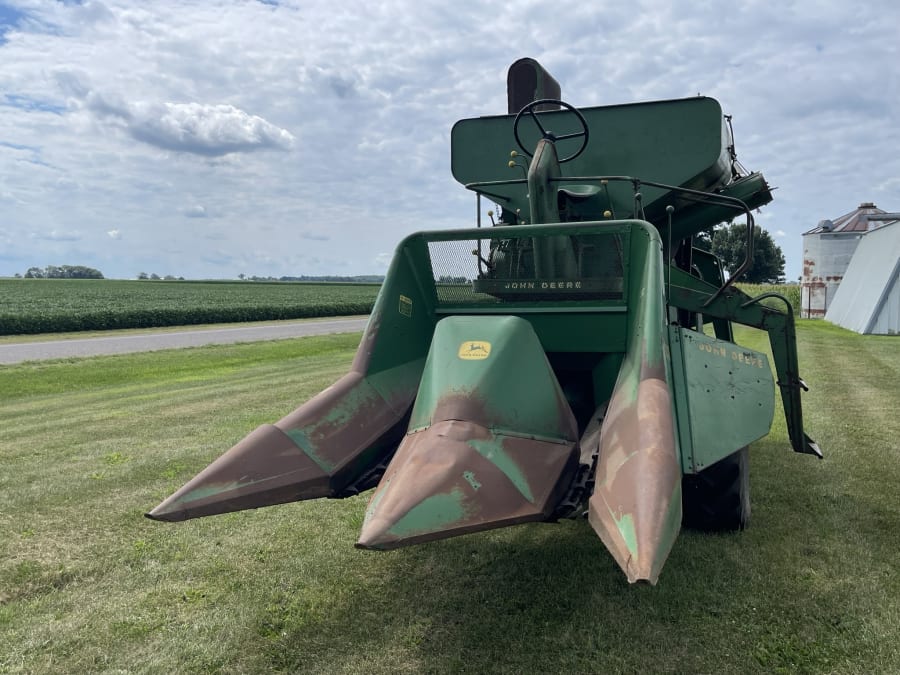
[464,174,757,307]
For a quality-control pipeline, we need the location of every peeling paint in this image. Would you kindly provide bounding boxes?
[388,489,468,538]
[468,438,534,502]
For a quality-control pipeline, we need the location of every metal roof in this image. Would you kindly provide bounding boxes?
[804,202,900,235]
[826,220,900,334]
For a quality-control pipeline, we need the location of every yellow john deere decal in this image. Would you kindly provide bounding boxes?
[458,341,491,360]
[398,294,413,317]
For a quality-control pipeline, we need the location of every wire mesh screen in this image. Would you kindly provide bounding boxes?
[427,231,627,306]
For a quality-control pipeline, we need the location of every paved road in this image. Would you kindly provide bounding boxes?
[0,317,369,365]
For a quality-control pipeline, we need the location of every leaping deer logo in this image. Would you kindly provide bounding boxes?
[458,341,492,360]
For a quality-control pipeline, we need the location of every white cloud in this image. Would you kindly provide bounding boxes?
[125,101,295,156]
[107,229,122,239]
[875,177,900,195]
[53,70,295,156]
[300,231,328,241]
[0,0,898,280]
[31,229,82,242]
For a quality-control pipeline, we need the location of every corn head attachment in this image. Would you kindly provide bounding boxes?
[149,58,820,585]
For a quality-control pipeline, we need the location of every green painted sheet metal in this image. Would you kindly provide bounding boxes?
[149,230,445,523]
[353,233,436,387]
[147,367,419,522]
[517,313,627,353]
[356,420,578,550]
[467,438,535,502]
[661,172,773,244]
[386,488,469,538]
[451,97,730,222]
[587,221,682,584]
[526,139,579,278]
[527,139,562,227]
[669,327,775,474]
[668,266,821,458]
[409,314,577,441]
[357,313,580,550]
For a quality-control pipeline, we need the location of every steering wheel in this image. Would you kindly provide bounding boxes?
[513,99,589,163]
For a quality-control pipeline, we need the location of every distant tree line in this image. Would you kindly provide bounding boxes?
[22,265,104,279]
[238,274,385,282]
[137,273,184,281]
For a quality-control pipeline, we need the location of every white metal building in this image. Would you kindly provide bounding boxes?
[826,220,900,334]
[801,203,899,319]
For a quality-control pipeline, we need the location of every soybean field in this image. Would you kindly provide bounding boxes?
[1,278,801,337]
[0,279,379,335]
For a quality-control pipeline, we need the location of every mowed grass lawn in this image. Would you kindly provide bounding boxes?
[1,322,898,673]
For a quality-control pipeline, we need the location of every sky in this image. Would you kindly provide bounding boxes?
[1,0,898,281]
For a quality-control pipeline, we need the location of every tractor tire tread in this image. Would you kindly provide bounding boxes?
[681,447,750,531]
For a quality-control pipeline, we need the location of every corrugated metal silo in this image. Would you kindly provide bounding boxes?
[801,203,897,319]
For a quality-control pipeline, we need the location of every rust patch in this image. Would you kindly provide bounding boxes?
[356,419,577,550]
[429,392,495,429]
[588,375,680,584]
[148,370,415,522]
[350,308,381,373]
[428,380,578,444]
[147,423,331,521]
[277,372,413,476]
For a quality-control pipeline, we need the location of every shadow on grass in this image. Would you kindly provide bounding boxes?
[239,436,893,674]
[250,515,809,674]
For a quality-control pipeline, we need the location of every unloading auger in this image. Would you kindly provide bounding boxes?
[149,58,821,584]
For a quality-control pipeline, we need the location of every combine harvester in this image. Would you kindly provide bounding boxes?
[149,59,821,584]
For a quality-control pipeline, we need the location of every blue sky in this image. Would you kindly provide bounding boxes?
[1,0,898,280]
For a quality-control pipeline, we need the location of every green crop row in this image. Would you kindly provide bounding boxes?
[736,283,801,315]
[1,279,802,336]
[0,279,379,335]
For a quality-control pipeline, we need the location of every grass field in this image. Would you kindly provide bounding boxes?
[0,279,378,335]
[1,321,898,673]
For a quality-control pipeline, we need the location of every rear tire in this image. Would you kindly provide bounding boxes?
[682,447,750,531]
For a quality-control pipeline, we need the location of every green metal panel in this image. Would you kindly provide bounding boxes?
[403,221,634,352]
[521,312,627,353]
[451,97,729,220]
[527,140,579,278]
[667,267,822,458]
[587,221,683,584]
[661,172,773,244]
[356,313,579,550]
[356,233,437,388]
[669,327,775,473]
[688,247,733,341]
[409,314,576,440]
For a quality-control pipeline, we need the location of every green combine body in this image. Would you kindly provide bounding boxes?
[149,58,820,584]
